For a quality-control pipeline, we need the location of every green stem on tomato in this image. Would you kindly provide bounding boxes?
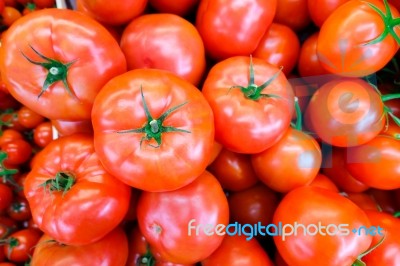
[137,245,156,266]
[293,97,303,131]
[39,171,75,197]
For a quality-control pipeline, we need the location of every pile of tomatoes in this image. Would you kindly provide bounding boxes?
[0,0,399,265]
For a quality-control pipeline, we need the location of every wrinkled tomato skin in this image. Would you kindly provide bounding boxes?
[0,9,127,121]
[202,56,294,154]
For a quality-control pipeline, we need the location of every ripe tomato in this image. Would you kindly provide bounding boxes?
[16,106,45,129]
[252,127,322,193]
[24,134,131,245]
[29,227,128,266]
[149,0,199,16]
[0,184,13,211]
[1,139,32,165]
[202,56,294,154]
[0,216,17,239]
[346,135,400,190]
[0,8,127,121]
[308,173,340,192]
[195,0,277,60]
[6,197,31,221]
[3,228,42,263]
[137,171,229,264]
[253,23,300,76]
[201,235,274,265]
[33,0,55,8]
[307,0,350,27]
[92,69,214,192]
[77,0,147,25]
[317,0,400,77]
[120,13,206,86]
[273,0,310,31]
[0,7,21,27]
[344,192,380,211]
[51,119,93,137]
[305,78,385,147]
[0,129,22,147]
[273,186,372,266]
[33,121,53,148]
[207,147,259,192]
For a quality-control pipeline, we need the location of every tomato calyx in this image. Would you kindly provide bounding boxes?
[39,171,75,197]
[352,235,386,266]
[0,236,19,258]
[382,93,400,128]
[0,151,21,191]
[137,247,156,266]
[0,109,17,134]
[394,211,400,217]
[230,56,282,101]
[364,0,400,45]
[21,45,77,99]
[116,87,190,148]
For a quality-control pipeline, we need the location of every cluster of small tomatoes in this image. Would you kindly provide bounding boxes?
[0,0,399,265]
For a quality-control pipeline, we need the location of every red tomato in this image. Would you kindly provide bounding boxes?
[207,148,259,192]
[0,216,17,239]
[137,171,229,264]
[0,8,127,121]
[16,106,45,129]
[51,119,93,137]
[308,173,340,192]
[3,228,42,263]
[195,0,277,60]
[77,0,147,25]
[307,0,350,27]
[273,0,310,31]
[252,127,322,193]
[345,192,380,212]
[33,121,53,148]
[120,13,206,86]
[253,23,300,76]
[202,235,274,265]
[92,69,214,192]
[24,134,131,245]
[0,91,20,111]
[0,7,21,27]
[29,227,129,266]
[317,0,400,77]
[6,197,31,221]
[1,139,32,165]
[389,0,400,12]
[273,186,372,266]
[33,0,55,8]
[0,184,13,212]
[0,0,4,14]
[367,188,398,213]
[321,147,369,192]
[346,135,400,190]
[149,0,199,16]
[0,129,22,147]
[361,211,400,265]
[207,141,222,166]
[202,56,294,154]
[305,78,385,147]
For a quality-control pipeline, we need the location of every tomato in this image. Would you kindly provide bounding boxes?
[361,211,400,265]
[137,171,229,264]
[321,146,369,192]
[0,0,4,14]
[51,119,93,137]
[0,129,22,147]
[207,141,222,165]
[33,121,53,148]
[307,0,350,27]
[24,134,131,245]
[33,0,55,8]
[0,262,16,266]
[346,135,400,190]
[389,0,400,12]
[6,197,31,221]
[0,216,17,240]
[0,184,13,212]
[30,227,128,266]
[252,127,322,193]
[228,183,280,226]
[344,192,380,211]
[273,186,372,266]
[3,228,42,263]
[92,69,214,192]
[0,7,21,27]
[16,106,45,129]
[0,8,127,121]
[253,23,300,76]
[149,0,199,16]
[297,32,332,77]
[0,92,20,111]
[308,173,340,192]
[77,0,147,25]
[201,235,274,265]
[195,0,277,61]
[120,13,206,86]
[305,78,385,147]
[123,188,140,222]
[273,0,310,31]
[367,188,398,213]
[0,111,26,132]
[1,139,32,165]
[202,56,294,154]
[207,147,259,192]
[317,0,400,77]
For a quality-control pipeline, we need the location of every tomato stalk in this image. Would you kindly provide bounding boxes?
[21,45,77,99]
[137,247,156,266]
[0,236,19,259]
[0,109,16,135]
[230,56,282,100]
[352,235,386,266]
[0,152,21,191]
[116,87,190,148]
[364,0,400,45]
[394,211,400,218]
[39,171,75,197]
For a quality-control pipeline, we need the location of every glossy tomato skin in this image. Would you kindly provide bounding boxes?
[273,0,310,31]
[273,186,372,266]
[317,0,400,77]
[0,184,13,212]
[253,23,300,76]
[361,211,400,265]
[51,119,93,137]
[149,0,199,16]
[202,56,294,154]
[16,106,45,129]
[308,173,340,192]
[307,0,350,27]
[1,139,32,166]
[120,13,206,86]
[137,171,229,264]
[305,78,385,147]
[24,134,131,245]
[195,0,277,61]
[4,228,42,263]
[201,235,274,266]
[30,227,128,266]
[0,8,127,121]
[346,135,400,190]
[33,121,53,148]
[92,69,215,192]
